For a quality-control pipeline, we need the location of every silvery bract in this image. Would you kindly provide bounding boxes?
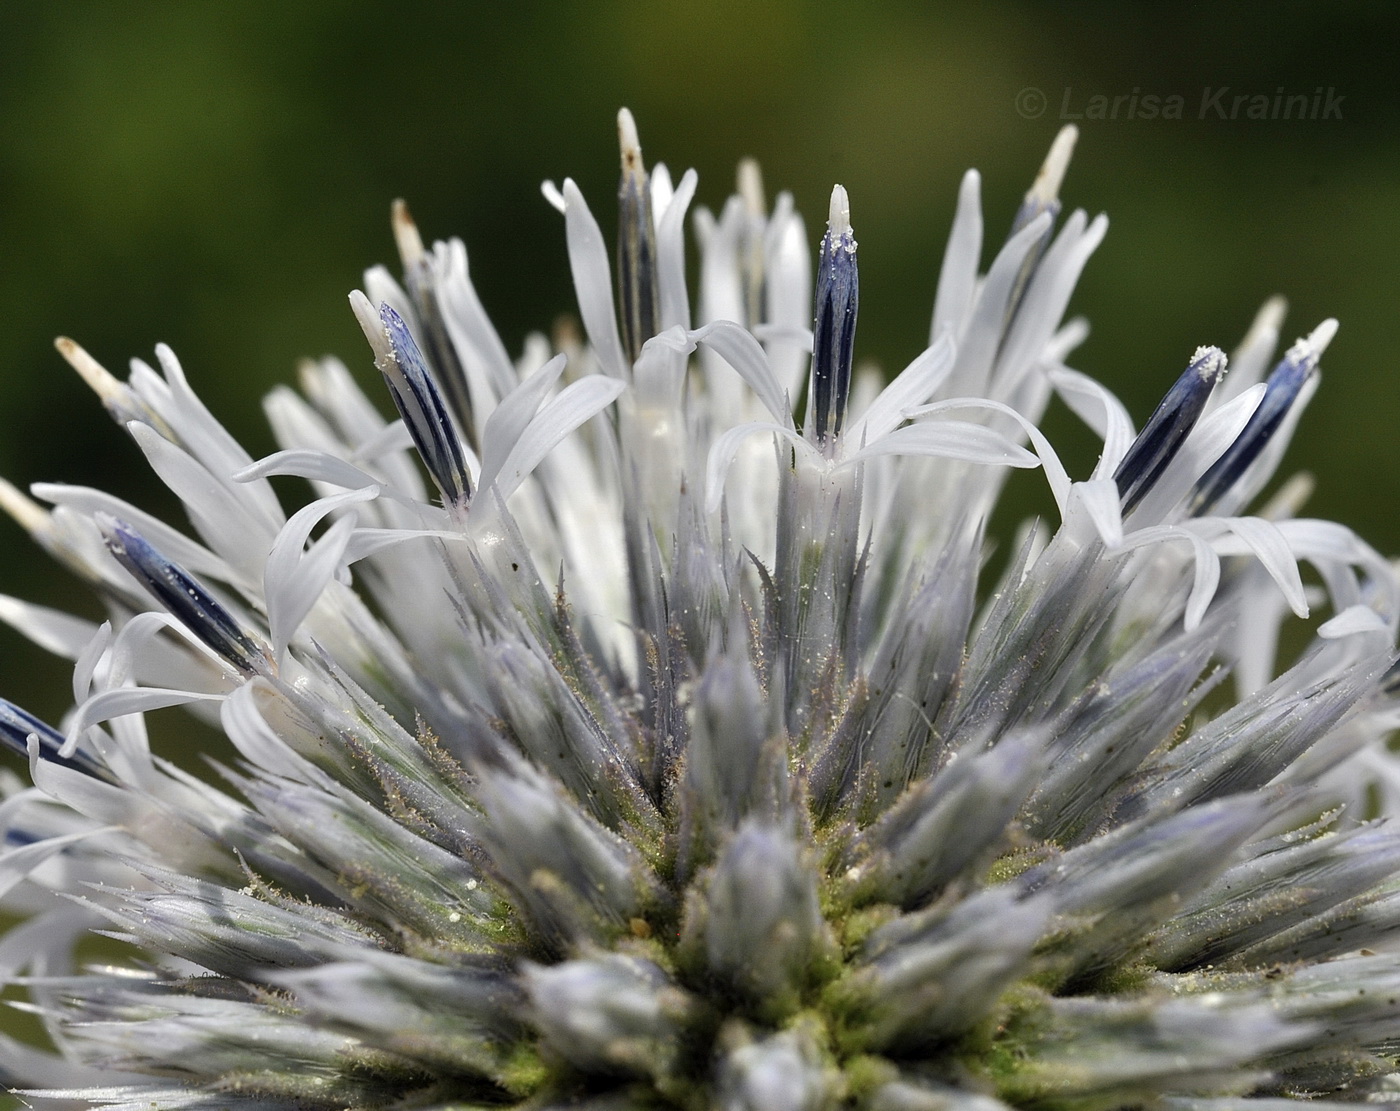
[1,110,1399,1110]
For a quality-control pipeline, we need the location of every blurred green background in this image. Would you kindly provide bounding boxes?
[1,0,1399,734]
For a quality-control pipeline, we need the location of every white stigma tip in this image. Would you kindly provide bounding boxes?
[54,337,124,403]
[390,199,426,269]
[1030,124,1079,205]
[348,290,392,364]
[617,107,643,175]
[540,180,567,214]
[828,184,851,237]
[737,158,765,218]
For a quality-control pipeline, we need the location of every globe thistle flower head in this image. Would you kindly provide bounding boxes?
[0,111,1399,1111]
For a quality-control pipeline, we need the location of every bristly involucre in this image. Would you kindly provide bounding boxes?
[2,109,1400,1111]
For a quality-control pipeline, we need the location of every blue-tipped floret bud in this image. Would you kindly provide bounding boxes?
[810,185,858,454]
[1115,345,1228,514]
[391,199,476,450]
[1188,320,1336,516]
[351,293,473,512]
[98,513,271,676]
[0,698,109,779]
[616,107,660,364]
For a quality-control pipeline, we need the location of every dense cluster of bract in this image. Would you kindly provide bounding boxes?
[2,111,1400,1111]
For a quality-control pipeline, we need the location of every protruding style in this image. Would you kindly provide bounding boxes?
[0,476,51,538]
[1001,125,1079,330]
[1188,319,1337,515]
[809,184,858,453]
[54,336,126,408]
[1012,124,1078,235]
[616,107,660,364]
[1114,345,1228,514]
[350,292,473,512]
[97,513,271,676]
[54,336,168,435]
